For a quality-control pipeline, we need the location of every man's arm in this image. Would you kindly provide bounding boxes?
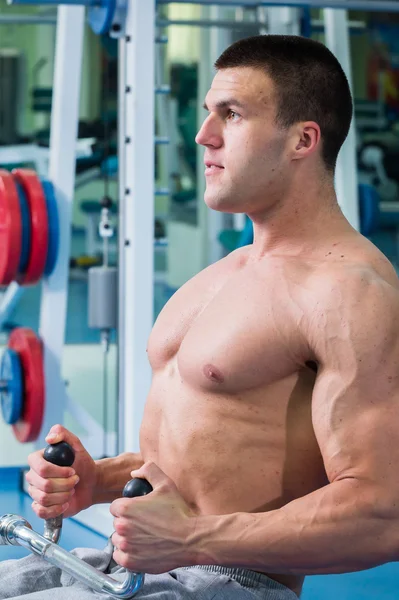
[191,272,399,574]
[93,452,144,504]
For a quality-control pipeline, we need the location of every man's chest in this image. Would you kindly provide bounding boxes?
[148,264,311,392]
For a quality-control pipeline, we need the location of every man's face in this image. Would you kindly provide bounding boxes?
[196,67,292,214]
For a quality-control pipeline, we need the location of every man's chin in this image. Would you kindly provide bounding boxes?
[204,193,235,213]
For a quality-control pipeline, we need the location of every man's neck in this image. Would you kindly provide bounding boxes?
[247,183,354,259]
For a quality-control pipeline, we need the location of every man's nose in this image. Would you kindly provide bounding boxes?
[195,115,222,148]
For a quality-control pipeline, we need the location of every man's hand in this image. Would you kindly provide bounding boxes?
[110,462,198,574]
[26,425,97,519]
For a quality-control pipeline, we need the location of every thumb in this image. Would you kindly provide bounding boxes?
[130,461,171,490]
[45,424,87,456]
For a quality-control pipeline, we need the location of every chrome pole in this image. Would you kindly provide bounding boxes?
[0,514,144,599]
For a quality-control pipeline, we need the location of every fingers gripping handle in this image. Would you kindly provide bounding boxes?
[101,477,153,597]
[43,442,75,544]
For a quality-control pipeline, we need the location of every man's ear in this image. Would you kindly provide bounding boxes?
[292,122,321,161]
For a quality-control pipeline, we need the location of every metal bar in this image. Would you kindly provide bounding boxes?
[0,144,49,175]
[155,13,171,200]
[0,12,371,27]
[155,187,169,196]
[206,5,232,265]
[156,0,399,13]
[155,136,170,145]
[118,0,155,454]
[313,17,365,29]
[37,5,85,448]
[9,0,90,5]
[155,84,171,94]
[0,283,24,330]
[0,516,143,598]
[0,14,57,24]
[155,34,168,43]
[157,18,269,29]
[156,16,366,29]
[197,7,210,270]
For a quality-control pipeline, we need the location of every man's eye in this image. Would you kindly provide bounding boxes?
[227,110,240,121]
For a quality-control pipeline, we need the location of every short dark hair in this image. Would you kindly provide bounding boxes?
[215,35,353,172]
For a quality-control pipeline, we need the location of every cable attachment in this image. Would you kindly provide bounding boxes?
[99,196,114,240]
[99,196,114,267]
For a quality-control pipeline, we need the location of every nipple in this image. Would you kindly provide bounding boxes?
[203,363,225,384]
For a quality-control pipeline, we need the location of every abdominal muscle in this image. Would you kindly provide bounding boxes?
[140,367,328,595]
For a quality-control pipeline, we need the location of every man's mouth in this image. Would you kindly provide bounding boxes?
[205,162,224,175]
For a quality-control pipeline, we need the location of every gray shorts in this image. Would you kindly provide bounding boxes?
[0,547,298,600]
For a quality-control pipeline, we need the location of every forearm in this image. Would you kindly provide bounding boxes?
[192,479,398,575]
[93,452,144,504]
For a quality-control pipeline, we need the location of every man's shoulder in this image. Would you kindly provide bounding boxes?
[308,253,399,308]
[305,255,399,360]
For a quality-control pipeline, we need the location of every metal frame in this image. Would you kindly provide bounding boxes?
[10,0,399,12]
[0,8,113,469]
[61,0,156,536]
[156,17,365,30]
[157,0,399,11]
[37,5,86,445]
[20,4,114,531]
[117,0,155,454]
[197,4,233,266]
[0,15,57,24]
[0,14,367,28]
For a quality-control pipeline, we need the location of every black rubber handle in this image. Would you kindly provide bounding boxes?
[123,478,153,498]
[43,442,75,467]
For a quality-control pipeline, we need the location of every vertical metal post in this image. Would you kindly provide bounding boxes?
[201,5,233,265]
[324,9,359,230]
[34,22,56,133]
[209,5,232,262]
[37,6,85,446]
[197,7,210,269]
[118,0,155,453]
[155,18,170,220]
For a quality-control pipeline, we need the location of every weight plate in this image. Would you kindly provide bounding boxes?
[0,170,22,285]
[15,182,31,275]
[12,169,49,286]
[88,0,116,35]
[9,328,45,443]
[41,179,60,276]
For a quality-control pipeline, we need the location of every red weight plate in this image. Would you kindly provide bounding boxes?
[9,327,45,443]
[0,170,22,285]
[12,169,48,285]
